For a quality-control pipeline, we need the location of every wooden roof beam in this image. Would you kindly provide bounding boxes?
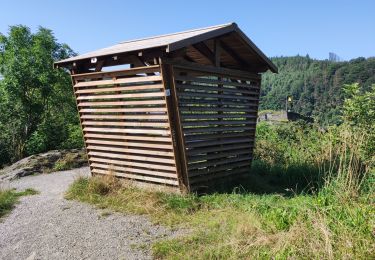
[192,42,215,65]
[219,40,248,67]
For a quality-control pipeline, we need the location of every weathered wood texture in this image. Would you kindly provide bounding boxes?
[170,63,261,191]
[73,66,180,187]
[71,62,261,192]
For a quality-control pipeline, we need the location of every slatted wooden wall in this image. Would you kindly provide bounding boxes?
[72,66,180,189]
[169,63,261,191]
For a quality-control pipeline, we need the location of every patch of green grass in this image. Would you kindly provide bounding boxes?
[52,152,87,172]
[66,176,374,259]
[0,188,39,218]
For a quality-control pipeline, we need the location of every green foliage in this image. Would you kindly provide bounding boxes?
[342,83,375,165]
[0,25,82,167]
[261,56,375,125]
[67,174,374,259]
[66,106,374,258]
[0,188,38,218]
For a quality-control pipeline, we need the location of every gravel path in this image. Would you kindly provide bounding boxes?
[0,167,175,260]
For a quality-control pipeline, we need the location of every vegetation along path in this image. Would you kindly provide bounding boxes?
[0,167,176,260]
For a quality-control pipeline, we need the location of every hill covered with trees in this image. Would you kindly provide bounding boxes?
[261,56,375,124]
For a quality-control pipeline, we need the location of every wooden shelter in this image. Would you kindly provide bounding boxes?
[55,23,277,192]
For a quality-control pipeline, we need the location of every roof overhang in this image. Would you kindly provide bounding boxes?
[54,23,277,73]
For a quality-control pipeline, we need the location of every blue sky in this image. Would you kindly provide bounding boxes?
[1,0,374,60]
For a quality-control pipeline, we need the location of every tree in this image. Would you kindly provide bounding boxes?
[0,25,80,166]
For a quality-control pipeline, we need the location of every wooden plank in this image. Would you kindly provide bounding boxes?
[88,151,175,164]
[189,166,251,185]
[91,163,177,178]
[74,75,162,88]
[185,132,254,142]
[80,114,169,120]
[186,137,252,148]
[86,139,173,149]
[90,157,176,171]
[83,127,170,135]
[188,149,252,162]
[179,92,259,101]
[179,106,256,113]
[82,121,169,128]
[72,65,160,80]
[76,84,164,94]
[175,77,259,90]
[187,143,253,156]
[176,83,259,95]
[182,120,256,127]
[79,107,167,113]
[87,145,174,157]
[84,133,172,142]
[188,155,252,170]
[181,114,253,120]
[189,161,251,178]
[220,40,249,67]
[178,99,258,107]
[161,62,190,191]
[77,91,165,100]
[92,168,179,186]
[78,100,166,107]
[192,42,215,65]
[167,60,260,80]
[183,126,255,134]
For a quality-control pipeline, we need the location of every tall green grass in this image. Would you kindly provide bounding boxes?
[66,121,374,259]
[0,188,39,218]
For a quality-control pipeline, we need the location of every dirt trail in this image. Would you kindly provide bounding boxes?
[0,167,174,260]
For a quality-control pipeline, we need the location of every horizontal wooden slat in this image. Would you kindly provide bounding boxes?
[179,99,257,107]
[88,151,175,164]
[188,155,252,170]
[87,145,174,157]
[186,138,252,148]
[187,143,253,156]
[185,132,255,141]
[78,100,166,107]
[189,161,251,178]
[80,114,168,120]
[90,157,176,172]
[181,114,253,120]
[86,139,173,149]
[91,163,176,178]
[79,107,167,113]
[182,120,255,127]
[180,106,256,113]
[76,84,163,94]
[179,92,258,101]
[82,121,168,128]
[83,127,170,135]
[77,91,165,100]
[183,126,255,134]
[188,149,252,162]
[92,168,178,186]
[84,133,172,142]
[74,75,162,88]
[176,83,259,94]
[175,75,259,88]
[72,65,160,80]
[170,61,261,80]
[189,166,251,185]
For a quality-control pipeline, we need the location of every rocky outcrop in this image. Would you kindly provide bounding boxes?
[0,149,87,181]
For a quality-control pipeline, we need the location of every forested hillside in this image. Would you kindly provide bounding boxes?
[261,56,375,124]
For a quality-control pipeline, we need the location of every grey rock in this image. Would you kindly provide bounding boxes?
[0,149,88,181]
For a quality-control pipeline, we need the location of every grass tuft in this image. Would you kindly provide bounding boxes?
[0,188,39,218]
[66,175,374,259]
